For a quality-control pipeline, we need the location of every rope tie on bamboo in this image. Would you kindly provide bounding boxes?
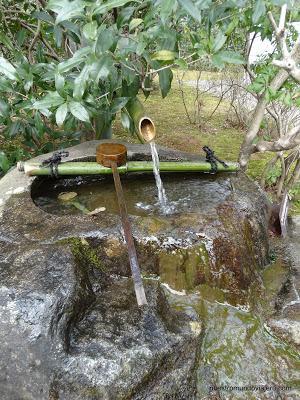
[203,146,228,174]
[41,150,69,178]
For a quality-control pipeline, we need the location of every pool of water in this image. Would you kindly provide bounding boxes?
[32,173,233,217]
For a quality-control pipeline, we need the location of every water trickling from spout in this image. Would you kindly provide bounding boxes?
[150,142,171,214]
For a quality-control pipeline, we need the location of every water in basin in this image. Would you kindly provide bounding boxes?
[32,173,232,216]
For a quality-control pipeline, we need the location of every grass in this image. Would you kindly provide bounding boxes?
[172,67,244,81]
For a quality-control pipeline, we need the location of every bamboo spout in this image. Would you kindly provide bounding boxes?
[139,117,156,143]
[126,98,156,143]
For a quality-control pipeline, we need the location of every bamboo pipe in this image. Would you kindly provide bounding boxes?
[18,160,239,176]
[126,98,156,143]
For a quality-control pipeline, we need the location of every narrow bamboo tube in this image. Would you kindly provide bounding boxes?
[19,161,239,176]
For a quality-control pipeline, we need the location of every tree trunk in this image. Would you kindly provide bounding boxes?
[238,69,289,169]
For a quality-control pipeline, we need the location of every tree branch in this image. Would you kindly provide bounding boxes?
[28,19,41,64]
[253,124,300,153]
[239,5,300,168]
[286,156,300,191]
[268,7,300,83]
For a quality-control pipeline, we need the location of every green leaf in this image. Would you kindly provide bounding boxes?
[0,151,10,173]
[126,97,144,120]
[110,97,129,114]
[0,32,14,51]
[55,72,65,95]
[129,18,143,32]
[152,50,176,61]
[161,0,175,24]
[16,29,27,47]
[61,20,81,42]
[121,111,131,130]
[8,121,22,138]
[0,57,18,80]
[54,25,63,47]
[248,82,264,93]
[96,55,114,81]
[34,112,44,137]
[56,103,68,126]
[116,6,135,28]
[175,59,188,69]
[83,21,98,40]
[136,40,147,56]
[0,99,10,118]
[225,18,238,36]
[0,77,13,92]
[95,28,115,54]
[69,101,89,122]
[252,0,265,23]
[177,0,201,22]
[58,47,91,73]
[283,92,292,107]
[33,92,65,110]
[33,11,54,23]
[158,68,173,98]
[54,0,85,24]
[212,32,227,53]
[93,0,136,15]
[47,0,64,13]
[73,65,90,99]
[219,51,244,65]
[268,87,277,98]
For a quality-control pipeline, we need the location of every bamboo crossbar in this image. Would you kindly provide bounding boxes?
[19,160,239,176]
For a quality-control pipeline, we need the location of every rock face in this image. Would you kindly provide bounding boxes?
[0,141,298,400]
[266,216,300,350]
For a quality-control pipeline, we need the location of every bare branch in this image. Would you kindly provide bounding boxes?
[28,20,41,64]
[268,10,289,58]
[254,125,300,153]
[267,11,278,32]
[279,4,287,32]
[286,157,300,191]
[272,58,300,83]
[276,152,286,199]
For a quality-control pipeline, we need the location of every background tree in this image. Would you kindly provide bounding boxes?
[238,2,300,201]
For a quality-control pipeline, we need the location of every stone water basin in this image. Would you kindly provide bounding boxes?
[0,141,299,400]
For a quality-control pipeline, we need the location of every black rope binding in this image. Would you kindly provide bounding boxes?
[202,146,228,174]
[41,150,69,178]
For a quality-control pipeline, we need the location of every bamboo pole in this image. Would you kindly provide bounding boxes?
[18,160,239,176]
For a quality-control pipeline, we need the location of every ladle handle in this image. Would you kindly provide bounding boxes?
[110,162,148,306]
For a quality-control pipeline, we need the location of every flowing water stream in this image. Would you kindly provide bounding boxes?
[150,141,172,214]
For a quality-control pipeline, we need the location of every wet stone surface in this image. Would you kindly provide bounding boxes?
[0,140,299,399]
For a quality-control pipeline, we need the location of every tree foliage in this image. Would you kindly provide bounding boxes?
[0,0,299,175]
